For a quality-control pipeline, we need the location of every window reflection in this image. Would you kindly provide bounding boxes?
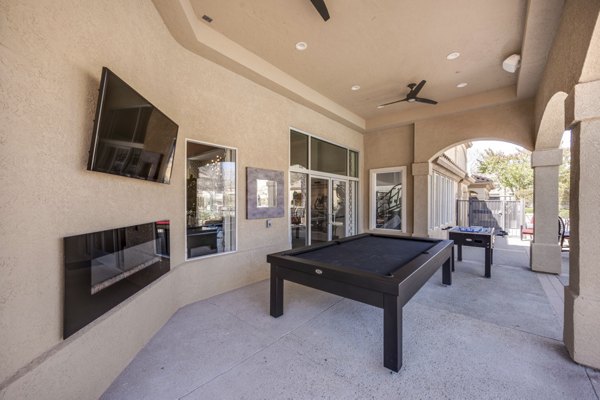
[186,141,236,258]
[310,137,348,176]
[290,172,308,248]
[373,170,404,231]
[257,179,277,208]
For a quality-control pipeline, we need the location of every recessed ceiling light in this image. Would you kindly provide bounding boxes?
[295,42,308,51]
[456,82,468,88]
[446,52,460,60]
[351,85,361,91]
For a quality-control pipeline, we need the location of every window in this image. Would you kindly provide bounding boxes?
[429,171,457,229]
[289,129,359,245]
[186,140,236,259]
[310,137,348,176]
[370,167,406,232]
[349,150,359,178]
[290,172,308,248]
[348,180,358,235]
[290,130,308,169]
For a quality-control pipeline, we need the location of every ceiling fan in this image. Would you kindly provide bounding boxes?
[310,0,330,21]
[378,80,438,108]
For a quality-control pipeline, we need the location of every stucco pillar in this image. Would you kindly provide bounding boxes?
[564,80,600,369]
[412,162,431,237]
[530,148,563,274]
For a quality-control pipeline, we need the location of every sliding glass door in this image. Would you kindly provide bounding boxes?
[331,179,347,240]
[310,177,330,244]
[309,176,348,244]
[289,128,358,248]
[290,172,308,248]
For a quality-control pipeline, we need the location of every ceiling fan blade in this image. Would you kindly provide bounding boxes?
[310,0,330,21]
[415,97,438,105]
[411,80,427,96]
[378,98,408,107]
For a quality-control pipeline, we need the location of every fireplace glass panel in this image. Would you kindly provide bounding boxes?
[63,220,170,338]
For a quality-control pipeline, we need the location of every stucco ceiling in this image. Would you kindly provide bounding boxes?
[152,0,564,132]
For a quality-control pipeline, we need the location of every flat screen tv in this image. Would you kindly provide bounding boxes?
[87,67,178,184]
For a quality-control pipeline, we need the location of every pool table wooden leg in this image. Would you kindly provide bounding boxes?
[442,257,452,285]
[383,294,402,372]
[270,265,284,317]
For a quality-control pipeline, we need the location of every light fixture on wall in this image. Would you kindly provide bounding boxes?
[502,54,521,73]
[446,52,460,60]
[295,42,308,51]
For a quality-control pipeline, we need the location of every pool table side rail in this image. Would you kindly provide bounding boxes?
[271,264,386,308]
[267,237,453,297]
[285,233,442,257]
[396,243,453,305]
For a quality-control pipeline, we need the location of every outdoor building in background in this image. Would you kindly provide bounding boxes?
[428,143,471,238]
[468,174,495,199]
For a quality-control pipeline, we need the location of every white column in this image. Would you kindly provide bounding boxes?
[564,79,600,369]
[530,148,563,274]
[412,162,431,237]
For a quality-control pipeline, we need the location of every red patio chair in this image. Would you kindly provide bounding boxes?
[521,217,534,240]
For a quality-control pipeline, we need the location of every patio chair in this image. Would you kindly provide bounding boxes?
[520,217,534,240]
[558,216,570,249]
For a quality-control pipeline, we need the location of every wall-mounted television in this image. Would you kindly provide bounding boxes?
[87,67,178,184]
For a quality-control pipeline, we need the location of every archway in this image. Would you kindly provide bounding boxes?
[427,139,532,239]
[529,0,600,368]
[528,92,569,275]
[410,101,534,237]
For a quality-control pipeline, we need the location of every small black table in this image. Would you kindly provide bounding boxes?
[448,226,495,278]
[267,233,453,372]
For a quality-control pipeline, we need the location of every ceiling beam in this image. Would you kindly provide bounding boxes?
[151,0,366,132]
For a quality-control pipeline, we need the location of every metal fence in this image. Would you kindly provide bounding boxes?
[456,199,525,236]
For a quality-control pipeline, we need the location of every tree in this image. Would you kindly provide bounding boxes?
[475,149,533,204]
[558,148,571,212]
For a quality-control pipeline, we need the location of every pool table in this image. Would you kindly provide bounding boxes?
[267,233,453,372]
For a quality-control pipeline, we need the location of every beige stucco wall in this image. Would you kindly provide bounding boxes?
[0,0,363,398]
[443,145,469,172]
[364,100,535,237]
[533,0,600,138]
[414,100,535,163]
[364,101,535,237]
[363,125,414,234]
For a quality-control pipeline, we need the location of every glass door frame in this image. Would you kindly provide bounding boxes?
[288,127,360,247]
[309,175,332,244]
[289,170,353,246]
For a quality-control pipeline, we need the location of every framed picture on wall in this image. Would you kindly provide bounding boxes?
[247,167,284,219]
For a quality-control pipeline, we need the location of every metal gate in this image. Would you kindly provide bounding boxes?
[456,199,524,236]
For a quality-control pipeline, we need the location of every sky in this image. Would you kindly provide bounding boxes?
[467,131,571,174]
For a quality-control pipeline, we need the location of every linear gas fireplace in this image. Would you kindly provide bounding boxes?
[63,220,170,338]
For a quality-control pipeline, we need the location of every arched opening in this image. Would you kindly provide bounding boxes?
[529,91,569,276]
[426,139,531,239]
[417,138,564,347]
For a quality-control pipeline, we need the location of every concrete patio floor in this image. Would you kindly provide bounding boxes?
[102,237,599,400]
